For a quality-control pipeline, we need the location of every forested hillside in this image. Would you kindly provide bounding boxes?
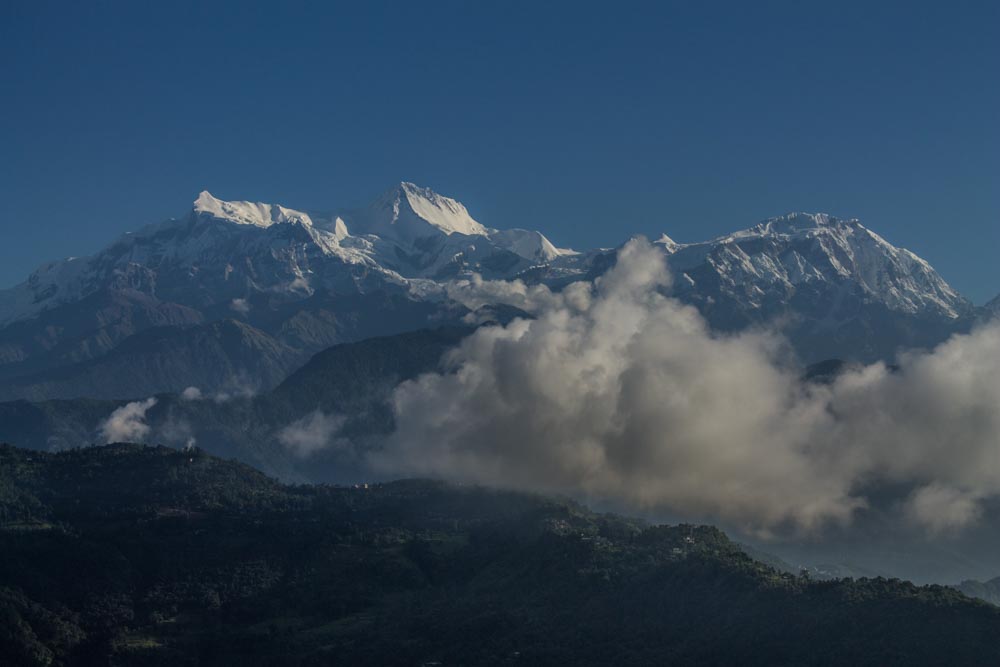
[2,443,999,666]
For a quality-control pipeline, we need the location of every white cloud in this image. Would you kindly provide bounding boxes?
[180,386,203,401]
[99,398,157,444]
[445,273,573,318]
[375,238,1000,536]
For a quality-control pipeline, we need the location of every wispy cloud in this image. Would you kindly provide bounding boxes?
[278,410,346,457]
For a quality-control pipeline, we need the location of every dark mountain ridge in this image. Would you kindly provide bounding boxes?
[2,442,1000,666]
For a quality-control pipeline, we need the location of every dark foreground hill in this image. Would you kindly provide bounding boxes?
[2,443,1000,666]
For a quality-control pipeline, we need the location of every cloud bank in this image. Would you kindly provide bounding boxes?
[376,239,1000,535]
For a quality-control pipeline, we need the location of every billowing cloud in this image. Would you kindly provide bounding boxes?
[278,410,346,457]
[99,398,157,443]
[375,238,1000,536]
[230,298,251,314]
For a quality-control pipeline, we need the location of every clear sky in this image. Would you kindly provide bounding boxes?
[2,1,997,301]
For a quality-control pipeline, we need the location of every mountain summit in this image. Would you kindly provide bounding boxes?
[642,212,973,361]
[193,190,315,228]
[352,181,488,242]
[664,212,969,320]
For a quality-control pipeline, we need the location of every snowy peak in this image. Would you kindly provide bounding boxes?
[364,182,577,262]
[186,184,573,277]
[666,212,970,320]
[732,212,850,240]
[193,191,314,228]
[357,182,487,244]
[489,228,566,263]
[190,184,572,265]
[397,182,487,237]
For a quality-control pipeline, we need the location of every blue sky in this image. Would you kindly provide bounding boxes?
[2,0,997,301]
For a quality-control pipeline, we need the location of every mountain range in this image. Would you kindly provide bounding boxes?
[4,183,1000,586]
[0,182,993,402]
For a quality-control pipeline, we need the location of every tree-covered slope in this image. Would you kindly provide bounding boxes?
[1,443,999,666]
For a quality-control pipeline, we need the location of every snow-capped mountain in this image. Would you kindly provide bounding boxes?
[346,181,488,243]
[0,183,578,399]
[662,213,968,319]
[0,184,977,400]
[337,181,573,263]
[322,181,575,279]
[646,212,974,362]
[0,183,572,330]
